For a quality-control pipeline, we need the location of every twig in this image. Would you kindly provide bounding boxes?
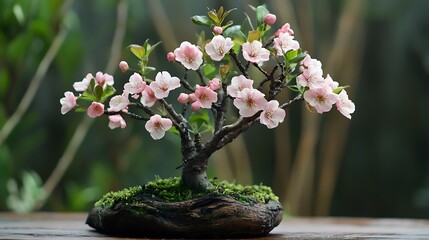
[196,68,206,86]
[180,69,195,92]
[228,49,248,78]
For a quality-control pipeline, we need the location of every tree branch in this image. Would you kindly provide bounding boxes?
[229,49,248,78]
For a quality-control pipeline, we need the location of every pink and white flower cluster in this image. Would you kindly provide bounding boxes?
[299,54,355,118]
[60,71,115,117]
[61,69,183,140]
[227,75,286,128]
[273,23,300,56]
[177,78,220,111]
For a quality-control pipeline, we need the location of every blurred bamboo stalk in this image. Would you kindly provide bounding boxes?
[36,0,129,210]
[148,1,178,53]
[315,0,365,216]
[0,0,73,147]
[284,0,319,216]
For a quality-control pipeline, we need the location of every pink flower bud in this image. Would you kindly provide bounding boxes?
[264,13,277,25]
[188,93,197,102]
[167,52,175,62]
[213,26,223,35]
[208,78,221,91]
[177,93,189,104]
[119,61,129,72]
[191,101,201,111]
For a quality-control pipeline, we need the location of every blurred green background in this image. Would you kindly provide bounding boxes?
[1,0,429,218]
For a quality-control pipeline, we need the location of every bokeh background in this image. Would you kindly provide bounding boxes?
[1,0,429,218]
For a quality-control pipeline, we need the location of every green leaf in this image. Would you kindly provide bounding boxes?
[223,25,246,44]
[208,10,219,25]
[87,78,95,95]
[247,30,260,43]
[74,106,88,113]
[191,15,211,26]
[94,84,103,101]
[146,41,161,56]
[76,97,91,108]
[255,5,269,27]
[80,91,96,102]
[128,44,145,60]
[289,52,307,64]
[142,66,156,75]
[333,85,351,94]
[202,64,217,79]
[189,111,212,131]
[168,126,180,135]
[100,85,116,103]
[219,61,233,79]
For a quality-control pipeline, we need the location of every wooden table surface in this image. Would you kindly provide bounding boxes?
[1,212,429,239]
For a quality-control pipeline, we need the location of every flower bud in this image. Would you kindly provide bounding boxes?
[191,101,201,111]
[208,78,221,91]
[167,52,175,62]
[188,93,197,102]
[213,26,223,35]
[264,13,277,25]
[119,61,129,73]
[177,93,189,104]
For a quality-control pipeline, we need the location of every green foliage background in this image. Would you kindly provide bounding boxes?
[1,0,428,218]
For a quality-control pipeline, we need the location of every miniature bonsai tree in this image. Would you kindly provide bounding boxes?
[61,5,354,195]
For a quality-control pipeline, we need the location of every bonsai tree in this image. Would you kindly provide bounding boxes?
[60,5,355,237]
[60,5,354,192]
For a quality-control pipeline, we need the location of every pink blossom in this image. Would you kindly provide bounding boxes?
[95,71,114,89]
[273,32,300,56]
[300,54,322,69]
[275,23,294,37]
[193,85,218,109]
[208,78,221,91]
[297,64,325,88]
[108,114,126,129]
[108,93,130,112]
[177,93,189,104]
[167,52,175,62]
[303,87,339,113]
[242,40,270,63]
[191,101,201,111]
[213,26,223,35]
[119,61,129,72]
[60,91,77,114]
[145,114,172,140]
[174,41,203,70]
[205,35,234,61]
[188,93,197,102]
[264,13,277,25]
[260,100,286,129]
[73,73,93,92]
[324,74,339,90]
[233,88,267,117]
[150,71,181,99]
[87,102,104,118]
[124,73,146,94]
[336,90,355,119]
[140,86,157,107]
[226,75,254,98]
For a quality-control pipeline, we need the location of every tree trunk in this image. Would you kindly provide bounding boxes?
[181,155,212,191]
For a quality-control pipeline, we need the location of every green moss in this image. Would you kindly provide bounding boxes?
[94,186,142,207]
[94,177,279,208]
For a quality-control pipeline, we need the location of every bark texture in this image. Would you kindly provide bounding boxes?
[86,193,283,238]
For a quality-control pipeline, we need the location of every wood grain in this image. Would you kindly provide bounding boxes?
[1,212,429,239]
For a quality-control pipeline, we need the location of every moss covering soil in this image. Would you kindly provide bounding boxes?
[95,177,280,208]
